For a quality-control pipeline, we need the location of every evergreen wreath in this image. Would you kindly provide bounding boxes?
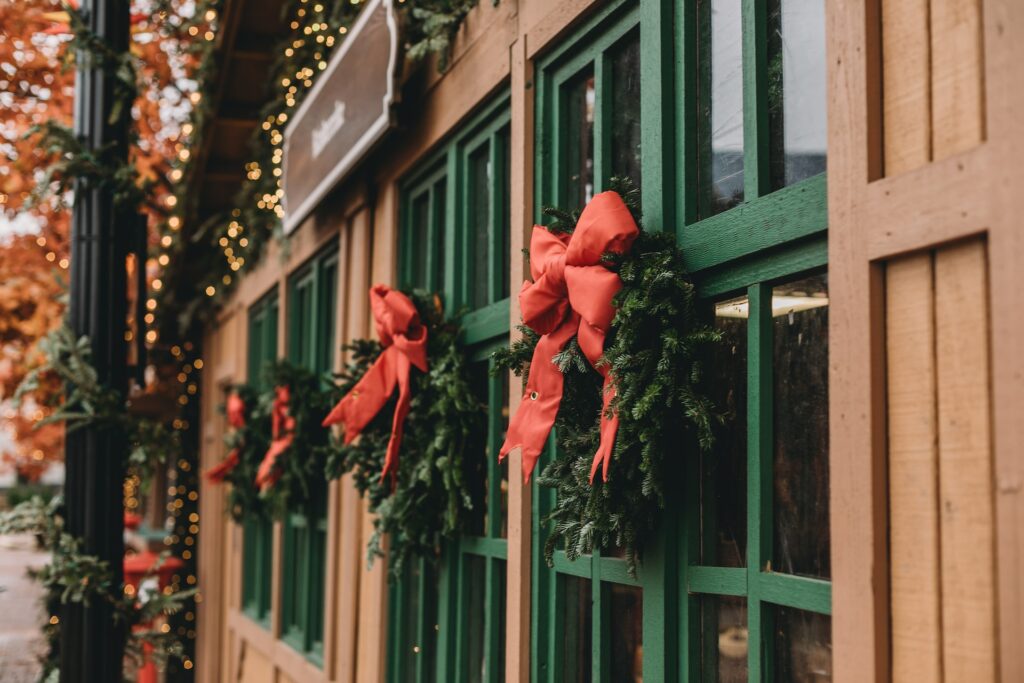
[325,291,486,577]
[214,383,273,522]
[494,179,723,575]
[255,360,340,519]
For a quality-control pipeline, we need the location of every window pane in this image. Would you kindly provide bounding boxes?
[702,296,748,567]
[698,0,744,217]
[772,275,830,578]
[465,555,487,683]
[560,575,592,683]
[499,127,511,300]
[433,178,447,292]
[767,0,827,189]
[701,595,748,683]
[610,31,642,189]
[495,561,507,682]
[410,193,430,289]
[469,142,491,310]
[773,606,832,682]
[399,561,423,683]
[608,583,643,682]
[467,360,490,537]
[565,69,596,208]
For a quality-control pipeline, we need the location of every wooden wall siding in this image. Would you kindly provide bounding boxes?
[886,253,941,683]
[886,241,996,683]
[881,0,985,175]
[831,0,1023,680]
[935,240,995,682]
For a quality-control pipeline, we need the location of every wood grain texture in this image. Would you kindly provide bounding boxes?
[930,0,985,159]
[886,254,942,683]
[935,239,995,683]
[882,0,931,174]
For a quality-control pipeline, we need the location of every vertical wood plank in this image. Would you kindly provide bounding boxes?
[506,33,533,683]
[930,0,985,159]
[881,0,931,174]
[886,254,942,683]
[935,239,995,683]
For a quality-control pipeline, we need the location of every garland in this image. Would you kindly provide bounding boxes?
[251,360,339,519]
[325,290,485,577]
[0,497,194,682]
[494,180,722,574]
[206,384,271,522]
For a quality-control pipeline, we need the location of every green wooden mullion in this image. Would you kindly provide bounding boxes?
[460,536,508,559]
[435,545,458,682]
[687,566,748,597]
[390,572,407,682]
[412,557,429,682]
[639,0,675,231]
[697,233,828,299]
[596,556,642,587]
[756,572,832,615]
[550,572,566,683]
[674,0,698,229]
[641,492,679,682]
[741,0,769,199]
[442,151,459,305]
[593,53,611,194]
[746,282,773,681]
[591,553,604,683]
[463,299,511,347]
[483,558,502,683]
[552,551,593,578]
[487,366,503,539]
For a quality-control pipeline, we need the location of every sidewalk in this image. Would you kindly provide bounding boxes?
[0,534,47,683]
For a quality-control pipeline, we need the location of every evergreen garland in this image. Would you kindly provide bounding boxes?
[494,179,723,574]
[256,360,340,519]
[324,291,486,577]
[216,384,272,522]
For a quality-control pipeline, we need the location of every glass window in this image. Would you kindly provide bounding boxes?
[565,68,596,207]
[698,0,745,217]
[773,605,833,682]
[560,575,593,683]
[610,31,642,188]
[608,584,643,682]
[701,595,749,683]
[767,0,828,189]
[771,275,830,579]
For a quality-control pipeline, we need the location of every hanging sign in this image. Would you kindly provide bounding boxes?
[282,0,399,234]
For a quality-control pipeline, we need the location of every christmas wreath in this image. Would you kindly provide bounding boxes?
[205,384,272,522]
[325,286,486,577]
[494,180,722,574]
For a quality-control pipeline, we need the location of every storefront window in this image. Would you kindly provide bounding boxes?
[241,289,278,626]
[391,93,511,683]
[281,245,337,663]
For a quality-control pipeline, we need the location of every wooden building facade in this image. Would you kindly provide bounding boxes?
[193,0,1024,681]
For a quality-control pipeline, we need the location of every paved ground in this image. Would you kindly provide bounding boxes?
[0,535,47,683]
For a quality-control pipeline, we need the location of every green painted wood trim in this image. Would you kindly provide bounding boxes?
[680,173,827,273]
[640,0,676,232]
[459,536,509,560]
[742,0,769,200]
[596,556,642,587]
[756,572,832,615]
[462,299,511,347]
[696,233,828,299]
[687,566,748,596]
[551,551,592,578]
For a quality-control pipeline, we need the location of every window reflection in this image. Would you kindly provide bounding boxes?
[767,0,827,189]
[701,595,748,683]
[702,296,748,567]
[565,69,596,208]
[698,0,745,216]
[410,193,430,289]
[772,275,830,578]
[773,606,832,682]
[469,143,491,310]
[610,31,642,189]
[465,555,487,683]
[608,583,643,682]
[560,575,593,682]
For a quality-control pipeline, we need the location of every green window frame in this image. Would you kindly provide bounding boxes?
[388,93,511,683]
[241,289,278,627]
[534,0,831,681]
[281,244,338,664]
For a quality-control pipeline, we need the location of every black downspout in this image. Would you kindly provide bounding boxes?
[63,0,130,680]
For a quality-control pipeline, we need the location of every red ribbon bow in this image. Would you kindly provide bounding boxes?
[255,386,295,491]
[322,285,428,485]
[498,191,639,484]
[206,392,247,483]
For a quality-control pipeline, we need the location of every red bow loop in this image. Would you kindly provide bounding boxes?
[499,191,639,484]
[322,285,429,485]
[255,386,294,491]
[205,392,247,482]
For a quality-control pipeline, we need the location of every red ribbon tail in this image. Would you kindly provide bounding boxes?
[500,325,575,484]
[588,376,620,483]
[205,449,240,483]
[323,349,399,440]
[255,437,291,491]
[379,354,413,483]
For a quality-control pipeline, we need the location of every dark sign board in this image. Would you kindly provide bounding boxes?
[282,0,399,234]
